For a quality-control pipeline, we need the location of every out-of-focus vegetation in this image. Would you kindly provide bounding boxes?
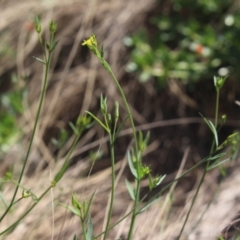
[125,0,240,88]
[0,75,24,152]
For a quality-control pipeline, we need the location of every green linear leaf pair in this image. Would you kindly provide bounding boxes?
[127,150,166,190]
[200,113,219,147]
[62,191,95,240]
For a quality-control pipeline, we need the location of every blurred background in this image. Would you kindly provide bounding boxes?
[1,0,240,239]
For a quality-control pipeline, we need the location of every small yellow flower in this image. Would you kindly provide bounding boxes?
[82,34,97,48]
[82,34,102,58]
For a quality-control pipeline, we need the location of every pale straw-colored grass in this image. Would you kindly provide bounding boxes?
[1,1,240,239]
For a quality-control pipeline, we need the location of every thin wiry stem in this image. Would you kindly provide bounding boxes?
[177,87,221,239]
[0,40,53,223]
[103,136,116,240]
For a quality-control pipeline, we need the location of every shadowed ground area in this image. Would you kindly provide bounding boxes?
[1,1,240,239]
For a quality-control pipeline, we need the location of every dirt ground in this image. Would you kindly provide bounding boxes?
[1,1,240,239]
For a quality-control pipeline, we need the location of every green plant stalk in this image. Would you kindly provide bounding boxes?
[103,136,116,240]
[101,60,138,153]
[177,88,220,240]
[104,114,110,130]
[214,90,220,128]
[189,182,221,233]
[0,186,52,236]
[100,59,141,239]
[95,207,134,239]
[37,32,46,62]
[127,179,140,239]
[54,128,82,183]
[177,170,207,240]
[0,43,53,224]
[210,87,220,155]
[83,36,141,238]
[81,217,87,240]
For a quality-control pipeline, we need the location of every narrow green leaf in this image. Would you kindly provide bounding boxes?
[0,192,9,207]
[31,193,38,203]
[51,39,60,52]
[127,151,138,179]
[85,190,96,221]
[138,198,159,214]
[60,203,80,217]
[115,114,130,139]
[207,153,226,161]
[144,131,150,146]
[86,217,93,240]
[199,113,218,147]
[154,174,166,187]
[85,111,110,133]
[208,120,218,147]
[54,161,69,182]
[207,158,230,171]
[69,122,78,135]
[125,179,135,200]
[73,234,77,240]
[33,56,46,65]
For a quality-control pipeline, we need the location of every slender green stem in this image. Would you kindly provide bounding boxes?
[177,88,220,239]
[177,170,207,240]
[100,58,140,239]
[54,127,83,183]
[0,186,52,236]
[158,156,208,198]
[37,33,46,62]
[81,218,87,240]
[215,90,220,128]
[84,36,143,239]
[0,46,53,224]
[103,136,116,240]
[102,61,138,155]
[189,182,221,234]
[95,207,134,239]
[184,89,221,236]
[83,36,141,238]
[127,179,140,239]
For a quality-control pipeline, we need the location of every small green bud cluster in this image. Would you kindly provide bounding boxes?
[214,76,227,91]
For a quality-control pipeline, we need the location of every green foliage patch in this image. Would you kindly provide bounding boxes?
[126,0,240,87]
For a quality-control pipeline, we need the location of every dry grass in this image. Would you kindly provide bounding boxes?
[1,1,240,239]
